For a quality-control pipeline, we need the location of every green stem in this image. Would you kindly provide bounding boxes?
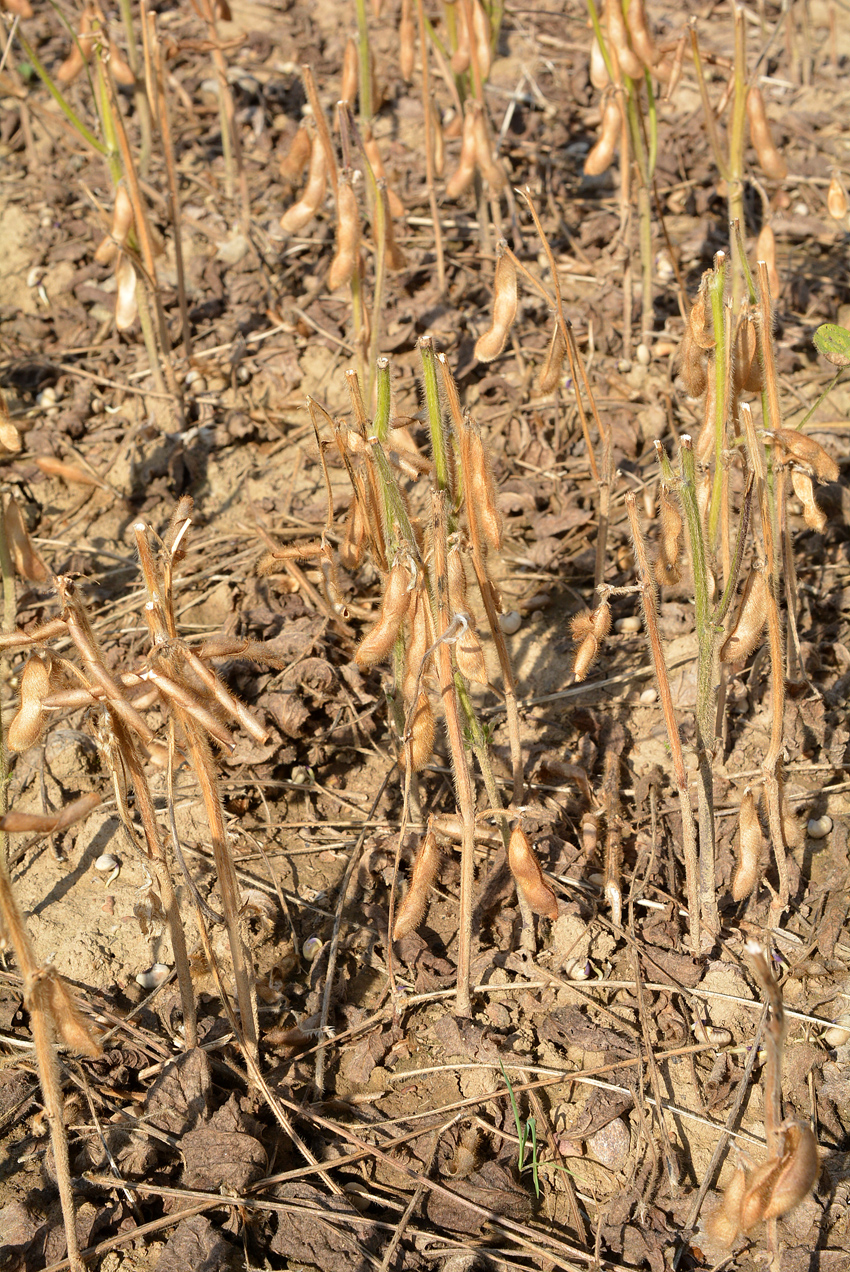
[707,253,728,545]
[15,31,108,157]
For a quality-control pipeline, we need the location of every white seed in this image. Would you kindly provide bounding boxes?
[636,342,651,366]
[705,1026,732,1046]
[823,1013,850,1047]
[94,853,120,872]
[499,610,522,635]
[302,935,324,963]
[40,211,53,229]
[135,963,170,989]
[291,766,311,785]
[27,266,45,288]
[36,386,58,408]
[807,815,832,839]
[563,958,594,981]
[615,616,642,633]
[639,687,657,704]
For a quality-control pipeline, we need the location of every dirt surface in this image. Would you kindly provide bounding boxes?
[1,0,850,1269]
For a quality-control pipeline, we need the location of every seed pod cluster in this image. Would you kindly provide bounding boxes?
[393,828,442,938]
[475,241,518,362]
[732,787,764,901]
[720,566,767,662]
[445,101,506,199]
[57,5,134,88]
[508,825,558,920]
[709,1121,819,1246]
[355,561,413,668]
[654,484,682,586]
[571,601,611,682]
[746,86,788,181]
[280,131,327,233]
[769,429,839,483]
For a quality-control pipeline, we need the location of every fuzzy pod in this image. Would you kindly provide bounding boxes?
[465,429,503,550]
[393,829,442,938]
[399,0,415,80]
[707,1161,748,1245]
[0,791,101,834]
[432,98,445,176]
[592,600,612,640]
[827,173,848,220]
[280,132,328,233]
[35,456,104,487]
[756,224,781,299]
[584,94,620,177]
[679,324,708,398]
[279,124,312,184]
[772,429,839,483]
[455,624,488,685]
[400,691,435,771]
[8,654,53,752]
[355,562,413,668]
[475,242,517,362]
[470,0,492,79]
[760,1123,819,1222]
[113,255,137,330]
[625,0,655,68]
[791,468,827,533]
[94,185,135,265]
[363,131,405,218]
[445,105,478,200]
[747,86,788,181]
[604,0,643,78]
[688,275,716,350]
[472,108,507,191]
[539,321,567,393]
[328,176,361,291]
[733,312,763,394]
[339,496,367,571]
[572,633,599,682]
[340,37,358,110]
[657,484,682,566]
[403,581,430,702]
[720,567,767,663]
[508,825,558,920]
[732,787,764,901]
[447,546,468,613]
[589,34,609,89]
[4,495,48,583]
[44,971,102,1057]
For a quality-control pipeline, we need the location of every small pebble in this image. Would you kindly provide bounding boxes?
[101,895,115,916]
[807,815,832,839]
[136,964,170,990]
[302,935,324,963]
[615,616,642,633]
[636,343,651,366]
[499,611,522,635]
[39,211,53,229]
[639,687,657,704]
[587,1117,630,1171]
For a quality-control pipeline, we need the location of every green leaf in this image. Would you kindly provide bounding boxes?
[813,323,850,368]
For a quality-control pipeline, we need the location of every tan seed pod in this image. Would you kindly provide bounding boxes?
[732,786,764,901]
[0,391,21,454]
[56,37,88,85]
[747,86,788,181]
[791,468,827,533]
[363,130,405,218]
[400,691,435,771]
[447,546,468,613]
[355,562,413,668]
[658,484,682,565]
[756,223,781,299]
[455,623,487,685]
[450,3,471,74]
[328,175,361,291]
[393,829,443,938]
[431,98,445,177]
[508,825,558,920]
[465,428,503,549]
[625,0,655,68]
[720,567,767,662]
[470,0,492,79]
[707,1160,748,1245]
[0,791,101,834]
[760,1122,819,1222]
[279,124,312,184]
[739,1156,784,1232]
[35,456,106,488]
[827,173,848,221]
[570,610,595,643]
[339,496,367,570]
[8,654,53,752]
[280,132,328,233]
[679,323,708,398]
[604,0,643,78]
[445,104,478,200]
[114,254,138,330]
[584,93,620,177]
[688,274,716,350]
[734,312,762,394]
[340,37,358,111]
[572,633,599,682]
[475,241,517,361]
[94,184,135,264]
[589,33,609,89]
[403,581,430,702]
[2,0,34,15]
[539,321,567,393]
[771,429,839,483]
[472,108,507,192]
[592,600,612,639]
[4,494,48,583]
[399,0,415,80]
[44,970,102,1057]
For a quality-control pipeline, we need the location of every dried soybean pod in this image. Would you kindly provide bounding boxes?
[455,624,488,685]
[771,429,839,483]
[572,633,599,682]
[4,495,48,583]
[340,37,358,110]
[604,0,643,78]
[399,0,415,80]
[756,223,781,299]
[589,33,609,89]
[707,1160,748,1245]
[658,483,683,564]
[470,0,492,78]
[280,132,327,233]
[44,972,102,1057]
[472,108,507,191]
[734,312,762,393]
[94,184,135,264]
[761,1122,819,1221]
[747,86,788,180]
[474,241,517,361]
[592,600,612,639]
[584,93,620,176]
[355,562,412,668]
[447,546,468,613]
[508,825,558,919]
[720,566,767,662]
[393,829,443,938]
[445,103,478,200]
[279,124,312,184]
[827,173,848,220]
[539,320,567,392]
[403,581,430,702]
[679,323,708,398]
[739,1156,784,1232]
[732,786,764,901]
[328,174,360,291]
[363,129,405,218]
[400,691,435,771]
[8,653,53,752]
[625,0,655,68]
[465,427,503,549]
[791,469,827,533]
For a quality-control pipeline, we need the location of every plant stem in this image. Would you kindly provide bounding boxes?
[355,0,373,120]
